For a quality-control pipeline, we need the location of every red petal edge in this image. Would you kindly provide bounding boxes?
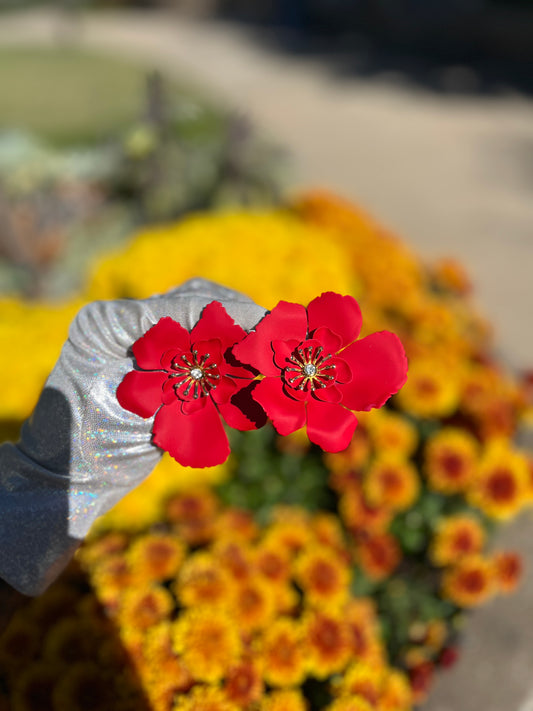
[252,377,306,436]
[306,400,358,452]
[233,301,307,377]
[307,292,362,348]
[133,317,190,371]
[116,370,167,418]
[340,331,408,412]
[152,398,230,468]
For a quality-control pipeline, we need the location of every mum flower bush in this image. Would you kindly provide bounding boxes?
[1,191,531,710]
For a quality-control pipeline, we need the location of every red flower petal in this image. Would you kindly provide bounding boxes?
[330,356,352,384]
[133,317,190,370]
[306,400,358,452]
[227,381,268,430]
[311,327,342,355]
[307,292,362,347]
[190,301,247,352]
[218,395,265,430]
[253,377,306,436]
[233,301,307,377]
[272,339,300,370]
[162,377,179,405]
[152,398,230,467]
[210,375,238,405]
[117,370,167,417]
[312,384,343,403]
[194,338,223,366]
[340,331,408,412]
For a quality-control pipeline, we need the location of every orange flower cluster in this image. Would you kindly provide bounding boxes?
[1,492,413,711]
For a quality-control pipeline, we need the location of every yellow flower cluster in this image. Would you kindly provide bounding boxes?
[1,492,413,711]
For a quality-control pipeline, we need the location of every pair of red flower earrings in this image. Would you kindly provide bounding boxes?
[117,292,408,468]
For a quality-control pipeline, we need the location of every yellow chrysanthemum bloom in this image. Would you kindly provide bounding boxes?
[335,661,385,706]
[174,551,236,609]
[304,609,351,679]
[430,515,486,567]
[424,428,479,495]
[467,439,530,520]
[323,695,374,711]
[0,297,81,426]
[396,358,461,419]
[260,617,307,688]
[380,668,414,710]
[172,608,242,683]
[363,456,420,513]
[118,585,174,632]
[126,532,185,583]
[442,554,495,608]
[173,684,238,711]
[94,455,228,534]
[259,689,308,711]
[86,210,357,310]
[142,622,192,693]
[294,545,350,608]
[366,409,418,458]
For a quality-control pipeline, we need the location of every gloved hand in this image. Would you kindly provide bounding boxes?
[0,279,266,596]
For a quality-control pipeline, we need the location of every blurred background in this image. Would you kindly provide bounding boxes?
[0,2,532,710]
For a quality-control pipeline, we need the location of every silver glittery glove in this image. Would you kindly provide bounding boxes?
[0,279,266,596]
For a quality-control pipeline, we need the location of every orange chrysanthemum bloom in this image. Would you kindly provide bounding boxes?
[430,515,486,567]
[356,533,401,581]
[424,428,479,495]
[442,555,495,608]
[118,585,174,632]
[467,440,529,520]
[396,359,460,419]
[324,696,374,711]
[492,551,523,594]
[363,457,420,513]
[254,542,292,585]
[259,689,308,711]
[165,488,219,545]
[430,258,472,295]
[89,553,137,607]
[174,552,235,609]
[367,409,418,458]
[224,659,264,707]
[260,617,307,687]
[0,615,41,677]
[214,508,259,543]
[143,622,192,693]
[325,427,371,475]
[173,684,237,711]
[311,512,347,553]
[294,545,350,608]
[127,533,185,583]
[265,507,313,554]
[304,610,351,679]
[76,531,129,568]
[380,668,414,710]
[338,485,392,536]
[232,579,277,632]
[214,540,253,582]
[337,661,384,706]
[172,608,242,683]
[343,599,385,666]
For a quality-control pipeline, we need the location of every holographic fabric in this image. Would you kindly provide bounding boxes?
[0,279,266,595]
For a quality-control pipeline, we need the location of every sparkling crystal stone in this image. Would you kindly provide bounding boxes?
[303,363,317,377]
[190,367,204,381]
